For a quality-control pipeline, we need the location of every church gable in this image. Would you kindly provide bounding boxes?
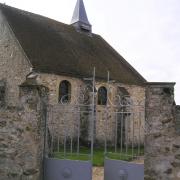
[0,8,31,106]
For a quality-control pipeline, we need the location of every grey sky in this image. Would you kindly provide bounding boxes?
[1,0,180,104]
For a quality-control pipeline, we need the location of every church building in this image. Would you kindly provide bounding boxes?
[0,0,146,146]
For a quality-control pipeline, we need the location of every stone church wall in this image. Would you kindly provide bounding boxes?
[145,83,180,180]
[0,10,31,107]
[37,73,145,147]
[116,84,145,146]
[95,82,145,146]
[0,83,48,180]
[36,73,83,105]
[37,73,93,149]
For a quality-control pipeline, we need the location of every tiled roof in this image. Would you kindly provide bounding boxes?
[0,4,146,84]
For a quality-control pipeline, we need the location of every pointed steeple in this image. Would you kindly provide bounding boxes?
[71,0,92,33]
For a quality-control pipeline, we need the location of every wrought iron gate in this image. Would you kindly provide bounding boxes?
[103,93,144,180]
[44,69,144,180]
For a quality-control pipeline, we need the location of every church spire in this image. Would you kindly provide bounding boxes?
[71,0,92,33]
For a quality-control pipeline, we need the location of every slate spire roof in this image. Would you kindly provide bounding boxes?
[71,0,91,26]
[0,4,146,85]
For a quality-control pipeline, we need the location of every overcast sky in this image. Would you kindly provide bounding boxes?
[1,0,180,104]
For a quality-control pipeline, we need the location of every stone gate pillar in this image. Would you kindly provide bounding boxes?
[19,80,49,180]
[0,79,48,180]
[145,82,180,180]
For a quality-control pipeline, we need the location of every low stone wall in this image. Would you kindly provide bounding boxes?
[145,83,180,180]
[0,82,48,180]
[176,105,180,134]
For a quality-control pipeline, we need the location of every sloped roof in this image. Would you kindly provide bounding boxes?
[0,4,146,85]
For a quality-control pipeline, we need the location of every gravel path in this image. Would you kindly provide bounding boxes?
[93,167,104,180]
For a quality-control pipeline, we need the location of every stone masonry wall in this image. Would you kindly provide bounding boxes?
[0,10,31,106]
[176,105,180,134]
[95,82,145,146]
[0,82,48,180]
[145,83,180,180]
[37,73,145,147]
[36,73,84,105]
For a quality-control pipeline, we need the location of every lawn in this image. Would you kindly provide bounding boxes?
[52,147,144,166]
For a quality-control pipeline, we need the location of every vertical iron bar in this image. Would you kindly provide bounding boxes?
[125,113,129,156]
[43,104,48,158]
[57,135,60,152]
[104,108,108,155]
[138,111,141,157]
[51,134,54,155]
[57,110,60,153]
[143,108,145,156]
[51,107,54,155]
[132,111,134,160]
[64,113,67,158]
[77,110,80,155]
[71,136,73,155]
[90,67,95,161]
[105,71,110,156]
[143,110,145,156]
[115,112,118,153]
[120,110,123,154]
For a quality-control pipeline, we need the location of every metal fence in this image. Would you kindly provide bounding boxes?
[44,69,145,180]
[102,98,145,161]
[44,69,144,163]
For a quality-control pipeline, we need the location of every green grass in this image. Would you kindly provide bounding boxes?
[52,147,144,166]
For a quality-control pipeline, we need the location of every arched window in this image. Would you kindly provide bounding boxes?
[59,80,71,103]
[98,86,107,105]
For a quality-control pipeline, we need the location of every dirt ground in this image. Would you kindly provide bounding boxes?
[93,167,104,180]
[92,158,144,180]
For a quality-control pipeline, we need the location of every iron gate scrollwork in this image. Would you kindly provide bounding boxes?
[44,69,144,180]
[99,73,144,180]
[44,69,96,180]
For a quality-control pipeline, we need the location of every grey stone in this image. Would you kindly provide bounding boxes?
[145,84,180,179]
[175,105,180,134]
[171,160,180,167]
[174,154,180,160]
[0,84,48,180]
